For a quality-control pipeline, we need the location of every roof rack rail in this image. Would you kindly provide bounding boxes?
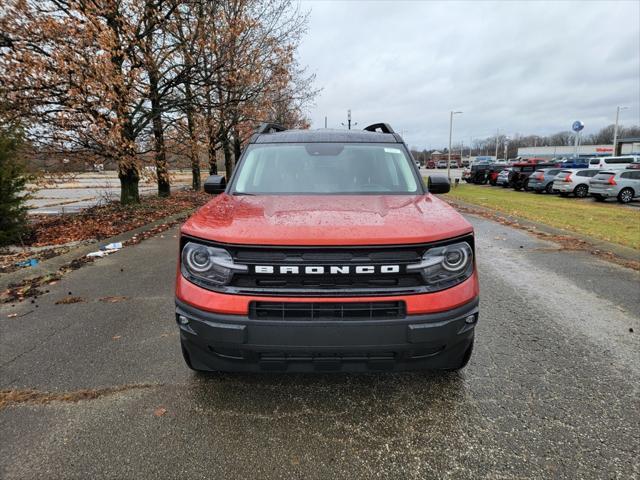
[363,123,395,134]
[256,122,287,134]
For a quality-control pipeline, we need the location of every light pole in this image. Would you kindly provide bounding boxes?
[494,129,499,160]
[612,106,628,156]
[448,111,462,180]
[341,109,357,130]
[503,137,510,162]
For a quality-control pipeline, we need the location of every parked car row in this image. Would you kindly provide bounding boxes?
[461,156,640,204]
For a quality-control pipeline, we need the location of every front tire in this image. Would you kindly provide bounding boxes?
[618,188,634,204]
[545,182,554,194]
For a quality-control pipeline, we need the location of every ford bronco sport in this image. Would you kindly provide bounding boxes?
[176,123,479,373]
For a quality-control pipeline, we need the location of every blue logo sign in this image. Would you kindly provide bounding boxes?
[572,121,584,132]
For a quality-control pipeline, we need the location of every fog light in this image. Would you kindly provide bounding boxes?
[178,315,189,325]
[465,314,476,324]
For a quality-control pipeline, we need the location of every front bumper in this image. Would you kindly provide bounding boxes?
[176,297,479,372]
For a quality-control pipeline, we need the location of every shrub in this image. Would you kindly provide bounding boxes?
[0,128,30,246]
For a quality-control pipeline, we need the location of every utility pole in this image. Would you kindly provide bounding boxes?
[447,111,462,181]
[494,129,499,160]
[324,116,327,128]
[612,106,628,156]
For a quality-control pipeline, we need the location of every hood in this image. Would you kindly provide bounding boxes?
[181,194,473,246]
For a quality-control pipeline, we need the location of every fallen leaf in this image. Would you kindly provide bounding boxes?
[55,296,84,305]
[99,296,129,303]
[112,335,121,340]
[7,313,17,318]
[153,407,167,417]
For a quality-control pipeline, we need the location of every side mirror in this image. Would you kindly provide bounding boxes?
[204,175,226,194]
[427,175,450,194]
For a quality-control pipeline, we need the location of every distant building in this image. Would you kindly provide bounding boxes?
[431,152,461,162]
[615,137,640,156]
[517,144,621,159]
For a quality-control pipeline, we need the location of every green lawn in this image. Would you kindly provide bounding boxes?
[443,183,640,250]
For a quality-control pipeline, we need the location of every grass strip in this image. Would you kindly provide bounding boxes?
[443,183,640,250]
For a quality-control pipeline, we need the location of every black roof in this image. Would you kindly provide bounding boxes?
[252,128,402,144]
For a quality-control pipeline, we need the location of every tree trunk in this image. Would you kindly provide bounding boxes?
[152,111,170,197]
[119,163,140,205]
[188,112,201,190]
[233,132,242,163]
[185,84,200,190]
[146,47,170,196]
[207,119,218,175]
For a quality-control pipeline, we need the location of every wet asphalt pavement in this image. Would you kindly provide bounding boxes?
[1,215,639,479]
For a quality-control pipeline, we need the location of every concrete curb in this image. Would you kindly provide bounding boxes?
[446,197,640,263]
[1,210,192,291]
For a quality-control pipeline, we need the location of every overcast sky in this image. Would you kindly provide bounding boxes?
[297,0,640,149]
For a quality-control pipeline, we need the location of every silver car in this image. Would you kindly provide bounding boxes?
[497,168,511,187]
[552,169,600,198]
[590,169,640,203]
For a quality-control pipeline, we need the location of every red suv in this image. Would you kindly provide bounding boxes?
[176,123,479,373]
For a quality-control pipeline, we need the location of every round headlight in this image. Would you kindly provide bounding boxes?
[443,248,468,272]
[186,246,212,273]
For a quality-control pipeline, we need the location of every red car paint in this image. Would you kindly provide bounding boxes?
[181,194,473,246]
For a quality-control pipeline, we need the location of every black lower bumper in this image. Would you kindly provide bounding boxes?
[176,298,479,373]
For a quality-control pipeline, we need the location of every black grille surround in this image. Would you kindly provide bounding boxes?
[180,234,474,297]
[250,301,406,321]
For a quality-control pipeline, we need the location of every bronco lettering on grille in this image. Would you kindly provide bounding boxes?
[253,265,401,274]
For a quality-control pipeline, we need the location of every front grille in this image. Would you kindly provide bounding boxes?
[249,301,406,321]
[181,235,474,296]
[228,244,427,295]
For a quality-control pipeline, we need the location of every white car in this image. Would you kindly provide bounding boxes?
[552,169,600,197]
[436,160,448,169]
[588,155,639,169]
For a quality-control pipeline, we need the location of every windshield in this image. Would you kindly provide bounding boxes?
[231,143,422,195]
